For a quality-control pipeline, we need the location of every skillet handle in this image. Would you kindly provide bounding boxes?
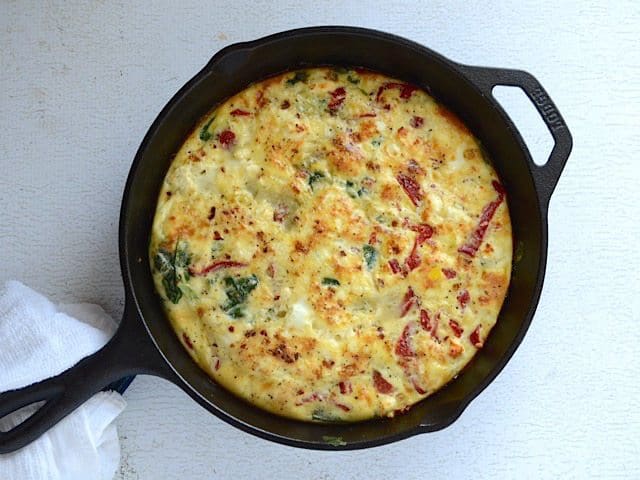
[0,304,172,454]
[460,65,573,208]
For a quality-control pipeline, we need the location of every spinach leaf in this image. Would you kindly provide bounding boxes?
[345,179,369,198]
[162,271,182,304]
[154,249,173,273]
[199,116,215,141]
[363,244,377,269]
[322,277,340,286]
[346,74,360,84]
[308,171,325,190]
[225,303,246,319]
[154,242,191,304]
[312,409,340,422]
[222,274,258,318]
[345,180,358,198]
[175,247,191,268]
[286,71,309,85]
[322,435,347,447]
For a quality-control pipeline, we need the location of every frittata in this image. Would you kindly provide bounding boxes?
[149,67,512,421]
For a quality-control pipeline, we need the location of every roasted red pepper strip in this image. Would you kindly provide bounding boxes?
[400,286,418,317]
[189,260,247,276]
[328,86,346,113]
[218,129,236,149]
[458,180,505,257]
[420,309,439,339]
[389,259,402,274]
[404,240,421,272]
[457,289,470,310]
[182,332,194,349]
[410,223,433,244]
[396,173,423,206]
[470,325,483,348]
[395,322,416,357]
[449,319,464,338]
[295,392,326,406]
[402,222,434,273]
[338,380,352,395]
[411,379,427,395]
[230,109,250,116]
[410,115,424,128]
[376,82,419,102]
[442,268,457,279]
[394,322,428,394]
[372,370,394,394]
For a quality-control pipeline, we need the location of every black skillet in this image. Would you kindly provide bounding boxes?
[0,27,572,452]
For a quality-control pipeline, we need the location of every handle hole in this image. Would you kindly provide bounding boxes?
[492,86,554,166]
[0,401,45,433]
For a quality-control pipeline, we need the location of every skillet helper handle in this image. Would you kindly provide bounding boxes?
[461,65,573,208]
[0,305,170,454]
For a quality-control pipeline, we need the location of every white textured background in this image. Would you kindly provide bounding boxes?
[2,1,639,478]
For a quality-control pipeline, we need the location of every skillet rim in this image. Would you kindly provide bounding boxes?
[119,25,553,450]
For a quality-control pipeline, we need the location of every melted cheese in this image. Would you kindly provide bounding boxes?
[149,68,512,422]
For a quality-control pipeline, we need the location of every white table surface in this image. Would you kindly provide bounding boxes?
[2,1,639,478]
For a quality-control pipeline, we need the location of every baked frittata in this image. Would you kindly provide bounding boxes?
[149,67,512,421]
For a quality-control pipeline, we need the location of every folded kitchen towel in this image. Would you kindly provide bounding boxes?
[0,280,126,480]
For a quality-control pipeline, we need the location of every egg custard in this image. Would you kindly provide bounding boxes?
[149,67,512,422]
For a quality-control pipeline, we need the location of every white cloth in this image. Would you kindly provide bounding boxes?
[0,281,126,480]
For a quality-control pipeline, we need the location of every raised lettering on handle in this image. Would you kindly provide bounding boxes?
[530,87,566,132]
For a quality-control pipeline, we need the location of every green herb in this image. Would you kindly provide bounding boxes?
[225,303,246,319]
[322,435,347,447]
[222,274,258,318]
[322,277,340,286]
[199,116,215,141]
[181,283,199,301]
[345,180,358,198]
[154,242,191,304]
[161,272,182,304]
[371,138,382,147]
[312,409,340,422]
[363,244,377,269]
[345,178,369,198]
[154,249,173,273]
[308,171,325,190]
[286,71,309,85]
[175,248,190,267]
[347,74,360,84]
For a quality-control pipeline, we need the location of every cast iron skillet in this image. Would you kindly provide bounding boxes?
[0,26,572,453]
